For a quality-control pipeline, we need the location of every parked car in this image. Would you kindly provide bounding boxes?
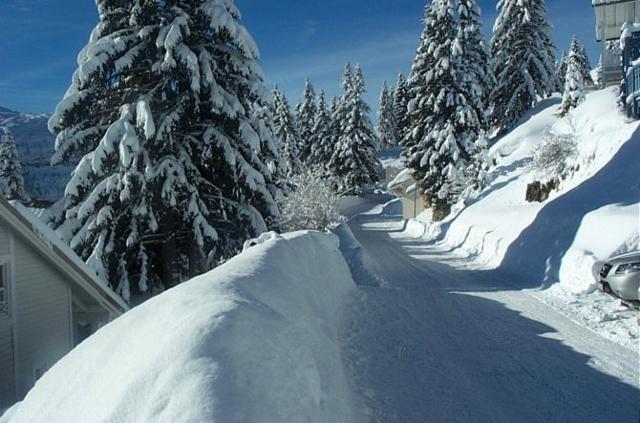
[599,251,640,306]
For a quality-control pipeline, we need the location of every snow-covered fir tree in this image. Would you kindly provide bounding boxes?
[555,52,568,93]
[560,37,587,115]
[0,128,27,201]
[456,0,494,131]
[307,89,333,169]
[328,65,382,193]
[578,42,594,85]
[595,54,603,88]
[404,0,491,219]
[393,73,411,144]
[326,64,354,173]
[49,0,284,301]
[295,79,317,164]
[273,89,301,177]
[377,81,399,150]
[491,0,556,134]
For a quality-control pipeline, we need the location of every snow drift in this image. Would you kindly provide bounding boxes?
[2,231,358,423]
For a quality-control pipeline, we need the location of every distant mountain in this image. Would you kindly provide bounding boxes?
[0,108,72,201]
[0,107,19,120]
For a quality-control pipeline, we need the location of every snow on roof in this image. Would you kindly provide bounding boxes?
[0,197,127,315]
[1,231,358,422]
[387,168,415,193]
[593,0,634,5]
[621,22,640,49]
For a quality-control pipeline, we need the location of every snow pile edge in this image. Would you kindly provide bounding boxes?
[2,231,357,423]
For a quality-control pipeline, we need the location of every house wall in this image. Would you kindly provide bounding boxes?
[12,233,73,400]
[0,225,15,410]
[400,194,428,221]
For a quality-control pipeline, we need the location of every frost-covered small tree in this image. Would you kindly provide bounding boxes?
[49,0,284,301]
[273,89,301,177]
[394,73,411,145]
[279,168,341,232]
[560,37,587,115]
[296,79,317,164]
[328,65,382,193]
[491,0,556,134]
[308,89,333,169]
[532,130,578,180]
[377,81,399,150]
[0,128,27,201]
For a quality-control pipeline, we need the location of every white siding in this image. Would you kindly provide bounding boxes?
[13,234,72,400]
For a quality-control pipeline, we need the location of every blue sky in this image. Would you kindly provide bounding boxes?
[0,0,599,114]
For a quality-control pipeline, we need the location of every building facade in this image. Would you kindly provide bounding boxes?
[0,198,127,411]
[593,0,640,86]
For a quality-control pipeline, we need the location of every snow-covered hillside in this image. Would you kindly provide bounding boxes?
[0,107,71,201]
[1,231,358,423]
[406,87,640,346]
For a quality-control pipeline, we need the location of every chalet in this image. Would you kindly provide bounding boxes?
[593,0,640,86]
[388,169,428,220]
[0,196,128,411]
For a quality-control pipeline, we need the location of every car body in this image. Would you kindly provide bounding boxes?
[599,251,640,302]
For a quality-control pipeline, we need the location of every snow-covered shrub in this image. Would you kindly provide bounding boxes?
[532,131,578,180]
[280,169,342,232]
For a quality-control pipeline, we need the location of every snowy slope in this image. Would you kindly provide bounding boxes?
[1,231,358,423]
[405,87,640,346]
[0,107,71,201]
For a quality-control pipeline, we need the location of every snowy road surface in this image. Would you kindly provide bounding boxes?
[340,200,639,423]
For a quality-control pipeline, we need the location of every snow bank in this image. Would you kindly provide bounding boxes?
[334,223,384,287]
[2,231,358,423]
[559,204,639,293]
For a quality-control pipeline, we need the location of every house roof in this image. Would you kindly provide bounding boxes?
[593,0,635,6]
[387,168,416,196]
[0,196,128,316]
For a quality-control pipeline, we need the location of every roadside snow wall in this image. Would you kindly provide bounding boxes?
[2,231,357,423]
[405,88,640,292]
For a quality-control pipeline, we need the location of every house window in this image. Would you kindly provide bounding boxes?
[0,262,8,316]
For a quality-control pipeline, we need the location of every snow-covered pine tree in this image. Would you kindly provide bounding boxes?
[560,37,587,115]
[307,89,333,169]
[0,128,27,201]
[393,73,411,144]
[491,0,556,134]
[49,0,283,301]
[295,79,317,164]
[273,89,301,177]
[328,65,382,193]
[377,81,399,150]
[555,51,568,93]
[404,0,491,219]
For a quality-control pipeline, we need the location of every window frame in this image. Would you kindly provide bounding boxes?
[0,257,11,318]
